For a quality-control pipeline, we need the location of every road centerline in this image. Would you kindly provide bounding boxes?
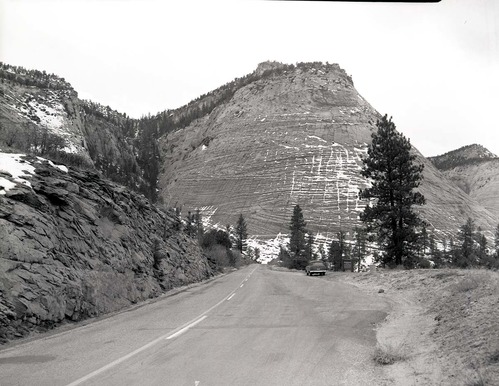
[166,315,207,340]
[65,267,257,386]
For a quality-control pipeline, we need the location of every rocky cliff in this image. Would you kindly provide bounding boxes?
[0,153,213,343]
[0,63,148,197]
[430,145,499,220]
[158,62,499,246]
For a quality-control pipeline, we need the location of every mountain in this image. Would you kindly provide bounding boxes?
[158,61,499,246]
[2,60,498,251]
[430,145,499,221]
[0,152,213,342]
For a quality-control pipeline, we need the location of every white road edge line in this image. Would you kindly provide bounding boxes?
[166,315,207,340]
[66,266,258,386]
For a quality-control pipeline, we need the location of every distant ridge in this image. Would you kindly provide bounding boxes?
[429,144,498,171]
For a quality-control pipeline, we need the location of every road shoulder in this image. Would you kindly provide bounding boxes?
[338,271,445,385]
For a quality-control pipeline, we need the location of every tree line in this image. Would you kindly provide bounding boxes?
[174,209,257,271]
[278,115,499,271]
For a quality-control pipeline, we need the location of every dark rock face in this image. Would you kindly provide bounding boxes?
[0,158,212,343]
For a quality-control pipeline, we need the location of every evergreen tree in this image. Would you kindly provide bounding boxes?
[359,115,425,267]
[495,224,499,258]
[418,223,429,257]
[454,218,477,267]
[318,243,327,262]
[288,205,307,257]
[235,214,248,253]
[353,227,368,271]
[328,239,342,271]
[288,205,308,269]
[304,233,314,262]
[195,209,204,240]
[185,211,196,237]
[477,232,488,262]
[254,248,261,262]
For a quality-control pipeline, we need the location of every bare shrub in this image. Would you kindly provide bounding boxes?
[454,277,479,292]
[373,343,408,365]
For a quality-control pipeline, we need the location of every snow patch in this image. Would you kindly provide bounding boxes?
[247,233,290,264]
[0,153,36,194]
[307,135,327,143]
[0,152,68,194]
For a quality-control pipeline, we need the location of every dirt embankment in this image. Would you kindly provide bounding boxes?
[340,269,499,385]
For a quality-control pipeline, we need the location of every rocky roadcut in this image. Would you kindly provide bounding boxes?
[341,269,499,385]
[0,155,213,343]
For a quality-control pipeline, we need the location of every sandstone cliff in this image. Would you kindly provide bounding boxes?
[158,62,499,246]
[0,153,213,343]
[430,145,499,221]
[0,63,145,197]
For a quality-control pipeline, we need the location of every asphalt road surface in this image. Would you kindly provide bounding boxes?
[0,265,390,385]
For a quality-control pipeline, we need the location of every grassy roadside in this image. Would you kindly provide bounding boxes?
[339,268,499,385]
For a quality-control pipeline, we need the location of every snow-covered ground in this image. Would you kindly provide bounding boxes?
[0,152,67,195]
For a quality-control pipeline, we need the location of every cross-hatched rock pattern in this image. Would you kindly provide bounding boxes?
[159,62,498,241]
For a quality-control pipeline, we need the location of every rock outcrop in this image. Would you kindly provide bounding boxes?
[430,145,499,221]
[158,62,499,243]
[0,154,212,343]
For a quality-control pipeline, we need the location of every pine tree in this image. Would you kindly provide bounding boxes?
[185,211,196,237]
[495,224,499,258]
[235,214,248,252]
[454,218,477,267]
[328,239,342,271]
[318,243,326,262]
[359,114,425,267]
[195,209,204,240]
[353,227,368,271]
[304,233,314,262]
[288,205,307,258]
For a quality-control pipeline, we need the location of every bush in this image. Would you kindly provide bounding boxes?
[205,244,230,272]
[373,343,408,365]
[201,229,232,250]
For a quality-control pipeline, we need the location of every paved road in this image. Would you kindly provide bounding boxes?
[0,265,390,385]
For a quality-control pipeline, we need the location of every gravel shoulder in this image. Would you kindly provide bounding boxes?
[335,268,499,385]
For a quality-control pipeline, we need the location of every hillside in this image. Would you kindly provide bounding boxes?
[430,145,499,220]
[2,60,499,253]
[429,144,497,170]
[0,152,213,342]
[342,269,499,385]
[158,61,499,250]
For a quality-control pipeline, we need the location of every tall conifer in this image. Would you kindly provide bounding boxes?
[359,115,425,266]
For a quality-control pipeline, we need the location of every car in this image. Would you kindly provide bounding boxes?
[305,261,327,276]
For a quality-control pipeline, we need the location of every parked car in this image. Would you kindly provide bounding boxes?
[305,261,327,276]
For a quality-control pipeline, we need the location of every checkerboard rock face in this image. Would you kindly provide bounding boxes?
[0,160,213,343]
[159,62,498,242]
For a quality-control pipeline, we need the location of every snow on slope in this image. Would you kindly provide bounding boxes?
[0,152,67,195]
[3,87,84,155]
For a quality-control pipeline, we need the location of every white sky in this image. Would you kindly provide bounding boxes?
[1,0,498,157]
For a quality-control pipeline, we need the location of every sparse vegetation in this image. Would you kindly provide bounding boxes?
[373,343,408,365]
[345,269,499,384]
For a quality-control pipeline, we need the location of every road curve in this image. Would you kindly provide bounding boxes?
[0,265,390,385]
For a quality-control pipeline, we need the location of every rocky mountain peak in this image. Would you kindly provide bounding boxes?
[430,144,498,171]
[158,62,498,254]
[255,61,288,76]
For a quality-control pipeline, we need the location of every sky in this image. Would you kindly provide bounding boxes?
[1,0,498,157]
